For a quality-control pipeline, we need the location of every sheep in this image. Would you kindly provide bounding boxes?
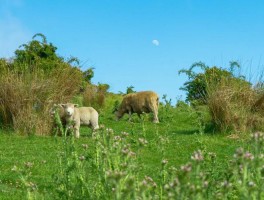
[115,91,159,123]
[59,103,99,138]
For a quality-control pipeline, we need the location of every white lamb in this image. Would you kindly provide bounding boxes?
[60,103,99,138]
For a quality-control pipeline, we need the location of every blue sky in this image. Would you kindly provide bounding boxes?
[1,0,264,104]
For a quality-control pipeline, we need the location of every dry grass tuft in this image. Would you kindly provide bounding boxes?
[207,78,264,132]
[82,84,109,112]
[0,64,83,135]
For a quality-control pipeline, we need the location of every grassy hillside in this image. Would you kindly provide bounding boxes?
[0,95,257,199]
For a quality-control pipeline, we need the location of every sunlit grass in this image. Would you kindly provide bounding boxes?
[0,104,252,199]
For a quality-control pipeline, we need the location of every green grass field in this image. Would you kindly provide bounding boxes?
[0,102,255,200]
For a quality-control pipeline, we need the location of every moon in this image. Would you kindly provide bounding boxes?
[152,39,159,46]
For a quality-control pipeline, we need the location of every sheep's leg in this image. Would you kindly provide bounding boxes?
[153,111,159,123]
[128,110,132,122]
[91,120,99,131]
[73,121,80,138]
[74,127,80,138]
[150,105,159,123]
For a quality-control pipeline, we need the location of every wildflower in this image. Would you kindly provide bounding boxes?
[234,147,244,158]
[128,151,136,157]
[142,176,157,188]
[244,151,254,160]
[181,163,192,172]
[248,181,255,187]
[191,150,204,162]
[208,152,216,159]
[114,135,121,141]
[189,184,195,192]
[79,155,85,161]
[162,159,168,165]
[152,182,157,188]
[107,170,126,181]
[113,142,120,149]
[11,165,18,172]
[221,180,232,188]
[24,162,33,168]
[121,148,130,155]
[142,180,148,186]
[173,177,180,187]
[145,176,154,182]
[99,124,105,129]
[27,182,37,191]
[138,138,148,146]
[81,144,89,149]
[121,131,129,137]
[168,192,174,198]
[164,184,170,190]
[251,132,264,142]
[106,128,114,134]
[239,164,244,173]
[120,163,128,168]
[203,181,209,188]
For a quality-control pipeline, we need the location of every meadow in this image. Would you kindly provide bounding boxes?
[1,35,264,199]
[0,96,260,200]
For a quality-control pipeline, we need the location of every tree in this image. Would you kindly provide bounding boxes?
[83,67,95,83]
[13,33,63,72]
[179,61,249,104]
[126,85,135,94]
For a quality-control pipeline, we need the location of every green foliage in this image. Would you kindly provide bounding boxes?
[179,61,249,104]
[13,33,63,73]
[98,82,110,93]
[158,95,174,123]
[83,68,94,83]
[126,85,136,94]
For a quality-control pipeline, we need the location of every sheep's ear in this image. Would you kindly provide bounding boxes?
[59,104,65,108]
[74,104,79,107]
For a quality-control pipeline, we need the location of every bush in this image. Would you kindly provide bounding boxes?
[179,62,244,104]
[179,61,264,133]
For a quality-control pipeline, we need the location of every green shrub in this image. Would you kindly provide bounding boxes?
[179,61,247,104]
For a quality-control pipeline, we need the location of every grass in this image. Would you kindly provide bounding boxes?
[0,103,252,199]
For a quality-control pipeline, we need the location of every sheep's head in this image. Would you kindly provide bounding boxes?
[115,109,124,120]
[60,103,78,117]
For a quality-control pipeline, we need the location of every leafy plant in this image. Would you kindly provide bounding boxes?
[179,61,247,104]
[126,86,136,94]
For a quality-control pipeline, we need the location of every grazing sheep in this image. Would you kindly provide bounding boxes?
[115,91,159,123]
[60,103,99,138]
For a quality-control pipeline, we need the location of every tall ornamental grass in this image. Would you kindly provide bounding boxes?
[206,77,264,132]
[0,62,83,135]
